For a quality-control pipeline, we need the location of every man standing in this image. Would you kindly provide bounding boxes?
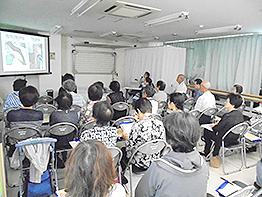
[174,74,187,94]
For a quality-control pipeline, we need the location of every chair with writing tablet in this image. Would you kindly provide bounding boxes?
[183,97,195,112]
[221,122,249,175]
[216,106,229,118]
[189,109,201,119]
[111,116,137,128]
[79,120,96,137]
[35,104,57,124]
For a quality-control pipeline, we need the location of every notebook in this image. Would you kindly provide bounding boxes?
[216,180,241,197]
[245,132,262,142]
[119,121,134,136]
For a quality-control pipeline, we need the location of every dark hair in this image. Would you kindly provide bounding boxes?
[62,73,75,84]
[144,71,150,78]
[164,112,200,153]
[234,84,243,94]
[156,80,166,91]
[88,84,103,101]
[57,87,68,97]
[169,92,186,110]
[134,98,152,114]
[145,77,152,86]
[93,101,113,126]
[56,92,73,110]
[227,93,243,108]
[143,85,155,97]
[194,78,202,85]
[65,141,116,197]
[19,86,39,107]
[109,81,120,92]
[13,79,27,91]
[93,81,104,90]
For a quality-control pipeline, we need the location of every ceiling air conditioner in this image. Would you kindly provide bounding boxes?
[104,1,161,18]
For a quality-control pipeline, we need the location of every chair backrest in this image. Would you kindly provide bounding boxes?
[127,139,168,167]
[200,107,218,117]
[189,109,201,119]
[35,104,57,115]
[4,106,21,117]
[46,122,78,137]
[228,185,255,197]
[111,116,137,128]
[4,127,42,142]
[108,146,123,167]
[71,104,81,113]
[238,104,246,113]
[158,101,167,109]
[79,120,96,135]
[222,122,249,140]
[151,113,162,121]
[216,107,229,117]
[250,119,262,135]
[183,98,195,112]
[112,102,129,113]
[37,95,53,105]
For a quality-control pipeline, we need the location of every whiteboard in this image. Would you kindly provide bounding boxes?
[73,50,115,74]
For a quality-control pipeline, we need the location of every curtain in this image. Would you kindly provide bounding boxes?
[125,46,186,93]
[170,35,262,95]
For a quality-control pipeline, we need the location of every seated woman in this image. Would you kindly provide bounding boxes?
[79,83,103,126]
[107,81,126,120]
[80,101,118,147]
[135,112,209,197]
[202,93,244,167]
[64,140,126,197]
[168,92,186,113]
[50,92,79,126]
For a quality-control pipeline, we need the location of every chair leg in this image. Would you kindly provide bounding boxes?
[129,165,133,197]
[118,165,122,184]
[222,143,226,174]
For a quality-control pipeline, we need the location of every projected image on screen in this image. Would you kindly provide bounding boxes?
[0,29,49,76]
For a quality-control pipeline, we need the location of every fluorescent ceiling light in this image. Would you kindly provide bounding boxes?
[138,36,159,42]
[99,31,118,38]
[70,0,103,17]
[104,1,161,18]
[145,11,189,27]
[50,25,62,34]
[196,25,242,34]
[70,0,89,16]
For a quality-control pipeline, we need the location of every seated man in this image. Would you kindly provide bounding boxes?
[123,98,165,171]
[4,78,27,111]
[142,85,158,114]
[135,112,209,197]
[168,92,186,113]
[174,74,187,94]
[153,80,167,102]
[202,93,244,167]
[194,81,216,124]
[80,101,118,147]
[194,78,203,101]
[7,86,43,128]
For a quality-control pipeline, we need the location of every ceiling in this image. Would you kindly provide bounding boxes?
[1,0,262,44]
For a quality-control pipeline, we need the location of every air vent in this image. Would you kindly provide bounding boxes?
[104,1,161,18]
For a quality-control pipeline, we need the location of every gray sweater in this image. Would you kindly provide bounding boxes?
[135,150,209,197]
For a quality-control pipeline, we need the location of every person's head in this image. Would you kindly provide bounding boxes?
[142,85,155,98]
[62,73,75,84]
[109,81,120,92]
[19,86,39,107]
[233,84,243,94]
[93,101,113,126]
[156,80,166,91]
[225,93,243,110]
[88,83,103,101]
[194,78,202,89]
[65,140,116,197]
[134,98,152,120]
[164,112,200,153]
[144,71,150,79]
[169,92,186,111]
[176,74,184,84]
[93,81,104,91]
[144,77,152,86]
[56,92,73,110]
[13,79,27,91]
[200,81,211,93]
[63,79,77,92]
[57,87,68,97]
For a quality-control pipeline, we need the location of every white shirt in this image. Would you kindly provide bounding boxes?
[194,91,216,112]
[107,183,126,197]
[148,97,158,114]
[153,91,167,102]
[70,92,86,107]
[175,81,187,94]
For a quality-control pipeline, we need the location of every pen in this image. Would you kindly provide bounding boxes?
[220,177,234,185]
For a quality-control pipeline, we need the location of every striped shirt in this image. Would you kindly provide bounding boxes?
[4,91,23,110]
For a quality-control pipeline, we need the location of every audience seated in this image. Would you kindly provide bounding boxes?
[80,101,118,147]
[194,81,216,124]
[233,84,245,104]
[79,83,103,125]
[139,71,150,87]
[142,85,158,114]
[194,78,203,101]
[62,73,77,93]
[153,80,167,102]
[4,78,27,111]
[94,81,108,101]
[7,86,43,128]
[50,92,79,126]
[64,140,126,197]
[168,92,186,113]
[107,81,126,120]
[63,79,86,107]
[135,112,209,197]
[255,158,262,189]
[122,98,165,172]
[202,93,244,168]
[174,74,187,94]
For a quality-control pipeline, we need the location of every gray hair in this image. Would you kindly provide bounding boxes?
[164,112,200,152]
[63,79,77,92]
[178,74,185,81]
[202,81,211,90]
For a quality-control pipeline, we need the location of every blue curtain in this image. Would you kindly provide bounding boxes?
[168,35,262,95]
